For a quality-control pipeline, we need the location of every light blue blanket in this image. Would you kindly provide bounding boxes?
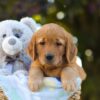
[0,70,81,100]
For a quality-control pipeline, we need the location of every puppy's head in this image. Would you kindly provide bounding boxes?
[27,23,77,68]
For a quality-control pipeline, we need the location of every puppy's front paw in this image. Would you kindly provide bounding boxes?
[62,78,77,92]
[28,77,43,92]
[69,89,81,100]
[61,67,79,92]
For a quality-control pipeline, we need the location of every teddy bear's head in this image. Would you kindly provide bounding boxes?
[0,17,40,64]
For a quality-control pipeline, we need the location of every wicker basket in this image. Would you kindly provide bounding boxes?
[0,88,8,100]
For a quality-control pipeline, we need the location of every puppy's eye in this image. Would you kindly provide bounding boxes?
[56,42,62,46]
[39,41,45,45]
[2,34,6,38]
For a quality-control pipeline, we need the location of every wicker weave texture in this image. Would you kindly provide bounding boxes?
[0,88,8,100]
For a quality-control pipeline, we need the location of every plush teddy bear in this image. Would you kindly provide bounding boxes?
[0,17,41,75]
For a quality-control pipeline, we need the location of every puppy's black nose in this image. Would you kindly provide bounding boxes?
[46,54,54,61]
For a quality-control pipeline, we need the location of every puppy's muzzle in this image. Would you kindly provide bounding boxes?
[45,53,54,61]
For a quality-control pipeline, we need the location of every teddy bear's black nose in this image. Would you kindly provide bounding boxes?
[8,38,16,45]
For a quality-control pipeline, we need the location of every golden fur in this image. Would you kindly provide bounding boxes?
[27,23,86,92]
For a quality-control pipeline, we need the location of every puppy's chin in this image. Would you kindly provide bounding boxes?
[40,60,55,66]
[39,58,62,69]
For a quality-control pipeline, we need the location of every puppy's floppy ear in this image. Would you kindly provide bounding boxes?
[66,38,77,63]
[27,35,37,60]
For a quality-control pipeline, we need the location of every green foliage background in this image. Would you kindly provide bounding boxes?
[0,0,100,100]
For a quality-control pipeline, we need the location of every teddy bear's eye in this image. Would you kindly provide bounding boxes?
[2,34,6,38]
[13,29,23,38]
[15,33,20,38]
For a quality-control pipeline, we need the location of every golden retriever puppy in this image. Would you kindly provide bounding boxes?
[27,23,86,92]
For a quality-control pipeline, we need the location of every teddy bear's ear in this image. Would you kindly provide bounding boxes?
[20,17,41,32]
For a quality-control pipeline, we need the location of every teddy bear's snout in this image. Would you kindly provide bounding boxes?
[8,38,16,45]
[2,36,23,56]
